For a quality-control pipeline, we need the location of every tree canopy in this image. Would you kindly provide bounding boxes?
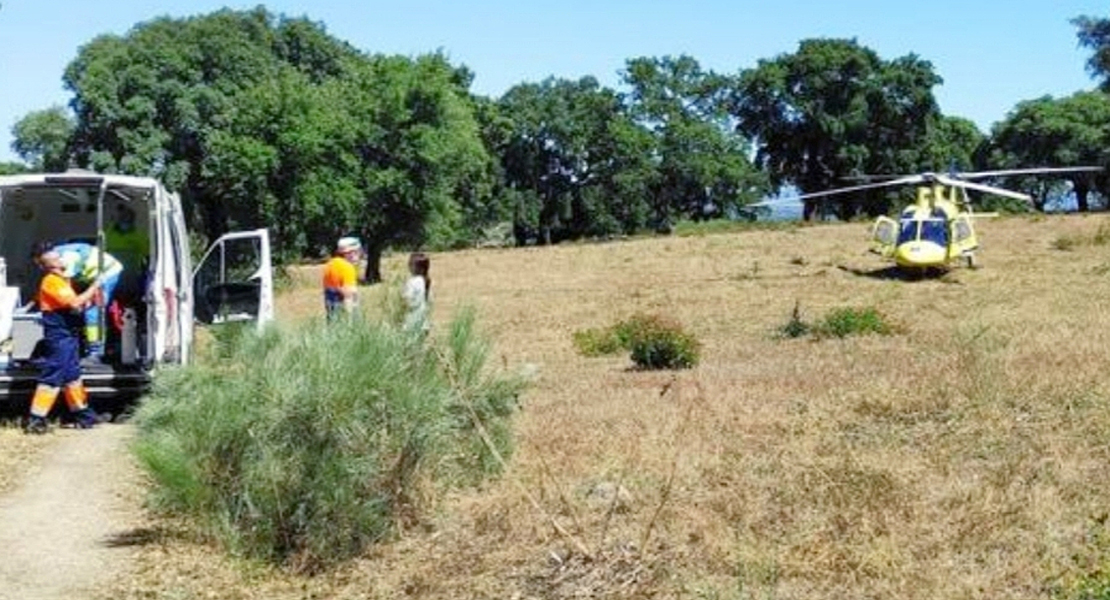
[495,76,656,244]
[1075,15,1110,92]
[11,106,74,172]
[8,7,1110,271]
[919,116,985,173]
[987,92,1110,211]
[624,55,766,228]
[732,38,943,219]
[62,8,365,240]
[54,7,496,279]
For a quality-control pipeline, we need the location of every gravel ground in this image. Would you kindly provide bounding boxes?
[0,423,142,600]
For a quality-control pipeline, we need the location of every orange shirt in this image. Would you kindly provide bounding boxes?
[322,256,357,291]
[37,273,79,312]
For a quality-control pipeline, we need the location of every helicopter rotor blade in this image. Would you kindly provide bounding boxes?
[958,166,1104,180]
[841,173,911,182]
[935,175,1033,202]
[791,175,924,201]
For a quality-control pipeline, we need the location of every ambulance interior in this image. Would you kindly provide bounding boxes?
[0,183,154,369]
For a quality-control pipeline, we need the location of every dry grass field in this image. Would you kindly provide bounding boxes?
[55,214,1110,597]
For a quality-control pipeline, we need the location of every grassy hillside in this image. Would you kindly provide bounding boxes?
[104,214,1110,598]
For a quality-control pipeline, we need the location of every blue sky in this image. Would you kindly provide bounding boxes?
[0,1,1105,163]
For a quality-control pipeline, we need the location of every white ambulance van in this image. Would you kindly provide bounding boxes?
[0,171,273,402]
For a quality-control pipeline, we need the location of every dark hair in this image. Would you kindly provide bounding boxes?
[31,240,55,260]
[409,252,430,299]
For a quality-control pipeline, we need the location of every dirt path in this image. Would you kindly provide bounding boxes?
[0,423,140,600]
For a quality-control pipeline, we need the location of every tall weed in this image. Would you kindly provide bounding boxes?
[133,309,529,572]
[777,301,811,339]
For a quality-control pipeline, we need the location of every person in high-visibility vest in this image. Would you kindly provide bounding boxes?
[105,203,150,298]
[322,237,361,320]
[33,241,123,359]
[25,248,102,433]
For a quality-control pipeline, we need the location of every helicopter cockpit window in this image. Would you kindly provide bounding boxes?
[897,220,918,245]
[921,219,948,245]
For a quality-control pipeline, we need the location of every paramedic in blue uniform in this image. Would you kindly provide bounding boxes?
[25,247,102,433]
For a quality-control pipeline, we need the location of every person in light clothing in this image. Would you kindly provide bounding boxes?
[402,252,431,337]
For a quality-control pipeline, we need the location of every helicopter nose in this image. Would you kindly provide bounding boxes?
[895,242,946,267]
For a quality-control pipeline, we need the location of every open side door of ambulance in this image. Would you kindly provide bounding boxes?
[193,229,273,329]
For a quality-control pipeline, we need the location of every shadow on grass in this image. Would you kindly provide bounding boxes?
[837,264,954,282]
[101,525,198,548]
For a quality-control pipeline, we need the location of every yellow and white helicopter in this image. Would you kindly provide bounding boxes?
[794,167,1103,271]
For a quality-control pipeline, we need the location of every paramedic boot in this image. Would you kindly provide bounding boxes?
[73,408,98,429]
[25,416,49,435]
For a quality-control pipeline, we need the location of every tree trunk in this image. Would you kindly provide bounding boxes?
[1076,181,1091,213]
[836,199,857,222]
[513,221,529,246]
[1032,183,1046,212]
[803,200,818,221]
[362,243,383,284]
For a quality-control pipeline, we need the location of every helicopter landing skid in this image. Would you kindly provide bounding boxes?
[961,252,979,269]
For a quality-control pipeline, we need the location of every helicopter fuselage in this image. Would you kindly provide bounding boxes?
[871,185,979,269]
[794,165,1101,273]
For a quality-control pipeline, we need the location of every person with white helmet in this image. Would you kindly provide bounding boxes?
[322,236,361,319]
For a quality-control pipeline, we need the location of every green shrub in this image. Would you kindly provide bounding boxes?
[574,314,700,369]
[776,303,894,340]
[572,327,626,356]
[815,306,893,338]
[778,301,811,339]
[133,309,529,572]
[572,314,654,357]
[627,316,701,370]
